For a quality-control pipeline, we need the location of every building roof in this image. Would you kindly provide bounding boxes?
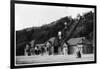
[67,37,88,45]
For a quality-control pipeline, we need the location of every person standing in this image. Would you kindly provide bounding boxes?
[25,43,31,56]
[62,43,68,55]
[76,43,82,58]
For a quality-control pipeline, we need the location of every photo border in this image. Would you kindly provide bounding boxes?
[10,0,97,69]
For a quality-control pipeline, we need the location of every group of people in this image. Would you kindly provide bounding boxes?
[25,44,46,56]
[24,37,68,56]
[24,37,82,58]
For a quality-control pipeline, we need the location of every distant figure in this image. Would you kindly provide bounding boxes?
[30,40,35,55]
[30,47,35,55]
[46,41,52,55]
[25,44,29,56]
[62,43,68,55]
[34,46,39,55]
[76,44,82,58]
[25,43,31,56]
[76,50,81,58]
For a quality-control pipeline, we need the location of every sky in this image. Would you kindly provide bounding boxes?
[15,4,94,30]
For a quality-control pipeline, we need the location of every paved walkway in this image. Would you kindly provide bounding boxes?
[16,54,94,65]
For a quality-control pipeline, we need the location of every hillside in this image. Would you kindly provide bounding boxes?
[16,11,94,55]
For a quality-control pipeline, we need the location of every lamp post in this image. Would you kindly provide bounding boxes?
[58,31,62,55]
[58,22,67,39]
[64,22,67,29]
[57,22,68,55]
[58,31,61,40]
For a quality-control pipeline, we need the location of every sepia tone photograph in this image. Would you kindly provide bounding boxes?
[11,1,96,68]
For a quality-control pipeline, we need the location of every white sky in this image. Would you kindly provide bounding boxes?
[15,4,94,30]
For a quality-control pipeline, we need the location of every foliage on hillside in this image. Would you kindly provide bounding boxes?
[16,11,94,55]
